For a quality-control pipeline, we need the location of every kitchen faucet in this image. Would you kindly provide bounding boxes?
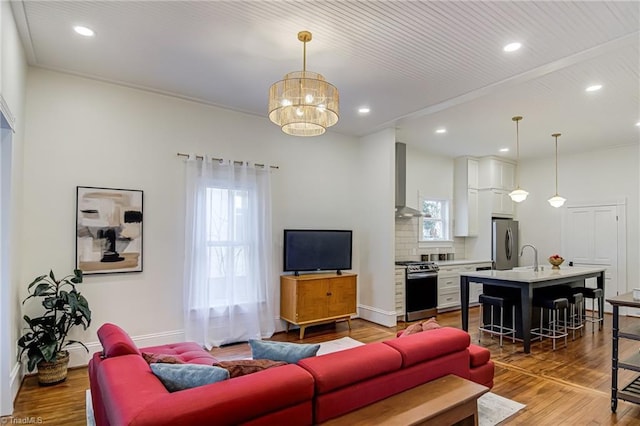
[520,244,540,272]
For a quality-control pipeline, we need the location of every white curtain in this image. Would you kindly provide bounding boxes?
[183,156,275,348]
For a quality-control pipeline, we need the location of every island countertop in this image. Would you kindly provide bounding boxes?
[459,265,606,353]
[460,265,606,283]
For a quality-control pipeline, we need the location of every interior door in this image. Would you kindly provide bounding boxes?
[563,203,623,313]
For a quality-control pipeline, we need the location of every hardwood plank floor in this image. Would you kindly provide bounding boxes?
[6,308,640,425]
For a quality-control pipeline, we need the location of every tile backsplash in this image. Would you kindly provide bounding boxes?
[395,217,466,261]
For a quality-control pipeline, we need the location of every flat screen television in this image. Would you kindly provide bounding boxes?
[283,229,352,275]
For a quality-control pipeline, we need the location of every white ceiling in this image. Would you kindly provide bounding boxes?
[10,1,640,160]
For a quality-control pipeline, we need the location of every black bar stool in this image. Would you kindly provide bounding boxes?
[531,294,568,350]
[565,291,584,340]
[477,294,516,347]
[572,287,604,333]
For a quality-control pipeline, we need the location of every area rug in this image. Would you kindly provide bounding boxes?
[317,336,364,355]
[86,337,525,425]
[478,391,525,425]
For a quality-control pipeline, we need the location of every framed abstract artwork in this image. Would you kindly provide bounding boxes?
[76,186,143,274]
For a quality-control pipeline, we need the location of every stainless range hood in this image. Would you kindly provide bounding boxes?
[395,142,423,218]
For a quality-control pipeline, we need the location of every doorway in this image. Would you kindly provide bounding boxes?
[0,113,13,416]
[562,200,626,313]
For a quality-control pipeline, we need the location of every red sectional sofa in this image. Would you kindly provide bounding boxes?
[89,323,494,425]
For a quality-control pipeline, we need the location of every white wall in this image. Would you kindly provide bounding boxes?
[406,145,453,203]
[1,1,27,415]
[22,68,366,367]
[396,146,466,260]
[517,144,639,291]
[356,128,396,326]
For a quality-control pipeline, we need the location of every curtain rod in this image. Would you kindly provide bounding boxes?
[176,153,279,169]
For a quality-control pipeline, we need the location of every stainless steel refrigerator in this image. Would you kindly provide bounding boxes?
[492,219,519,270]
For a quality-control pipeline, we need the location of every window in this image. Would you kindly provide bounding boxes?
[183,159,275,347]
[420,198,450,241]
[205,186,253,306]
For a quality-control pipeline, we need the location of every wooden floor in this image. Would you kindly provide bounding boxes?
[7,308,640,425]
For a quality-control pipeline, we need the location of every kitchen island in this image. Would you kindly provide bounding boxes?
[460,266,606,353]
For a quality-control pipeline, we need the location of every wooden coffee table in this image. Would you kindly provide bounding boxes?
[322,374,489,426]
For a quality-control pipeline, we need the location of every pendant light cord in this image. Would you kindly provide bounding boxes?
[298,30,311,73]
[302,39,306,72]
[553,134,560,194]
[516,120,520,162]
[512,116,523,187]
[556,136,558,195]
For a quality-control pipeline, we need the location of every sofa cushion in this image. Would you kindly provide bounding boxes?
[97,323,141,357]
[298,342,402,394]
[249,339,320,363]
[129,364,315,425]
[213,359,287,378]
[468,343,491,367]
[141,342,218,365]
[384,327,471,368]
[150,363,229,392]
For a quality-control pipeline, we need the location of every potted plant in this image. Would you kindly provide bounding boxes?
[17,269,91,385]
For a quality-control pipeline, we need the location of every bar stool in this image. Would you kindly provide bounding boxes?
[531,295,569,350]
[564,292,584,340]
[572,287,604,333]
[549,286,584,340]
[477,294,516,347]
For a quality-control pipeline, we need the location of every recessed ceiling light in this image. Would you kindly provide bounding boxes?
[503,42,522,52]
[585,84,602,92]
[499,148,509,152]
[358,107,370,114]
[435,128,446,134]
[73,26,95,37]
[636,121,640,127]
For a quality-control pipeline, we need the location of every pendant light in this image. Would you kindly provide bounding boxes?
[548,133,566,208]
[508,116,529,203]
[268,31,339,137]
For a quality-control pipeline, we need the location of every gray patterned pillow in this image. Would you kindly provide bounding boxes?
[150,363,229,392]
[249,339,320,363]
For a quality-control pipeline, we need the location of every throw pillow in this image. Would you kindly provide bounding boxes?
[422,317,442,331]
[150,363,229,392]
[248,339,320,363]
[142,352,185,364]
[213,359,286,378]
[400,322,424,337]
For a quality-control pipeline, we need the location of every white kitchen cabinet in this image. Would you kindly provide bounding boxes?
[491,189,514,217]
[479,157,516,191]
[437,262,492,311]
[395,268,405,318]
[454,157,479,237]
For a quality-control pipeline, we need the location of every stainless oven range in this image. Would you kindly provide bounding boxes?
[395,261,439,322]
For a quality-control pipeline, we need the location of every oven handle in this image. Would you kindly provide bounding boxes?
[407,272,438,279]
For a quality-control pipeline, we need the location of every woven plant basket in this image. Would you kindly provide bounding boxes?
[37,350,70,386]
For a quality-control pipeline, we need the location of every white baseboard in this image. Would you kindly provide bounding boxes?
[20,329,187,371]
[357,304,397,327]
[10,361,20,409]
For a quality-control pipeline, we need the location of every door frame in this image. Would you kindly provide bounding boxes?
[562,198,627,312]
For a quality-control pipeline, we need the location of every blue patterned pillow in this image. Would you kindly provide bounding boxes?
[249,339,320,363]
[150,363,229,392]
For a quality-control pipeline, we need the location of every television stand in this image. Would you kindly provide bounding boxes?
[280,273,357,339]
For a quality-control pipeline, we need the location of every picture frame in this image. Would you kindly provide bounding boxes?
[76,186,143,275]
